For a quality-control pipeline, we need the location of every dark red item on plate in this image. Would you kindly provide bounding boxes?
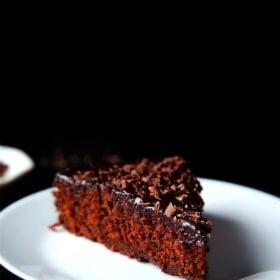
[52,156,212,280]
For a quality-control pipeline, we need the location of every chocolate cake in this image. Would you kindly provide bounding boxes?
[53,156,212,280]
[0,161,8,177]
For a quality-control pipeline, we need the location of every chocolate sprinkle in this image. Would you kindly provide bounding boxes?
[121,179,127,189]
[154,201,160,214]
[164,202,177,217]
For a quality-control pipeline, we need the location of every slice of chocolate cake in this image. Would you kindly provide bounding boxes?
[53,156,212,280]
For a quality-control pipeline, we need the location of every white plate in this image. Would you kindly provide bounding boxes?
[0,145,34,188]
[0,179,280,280]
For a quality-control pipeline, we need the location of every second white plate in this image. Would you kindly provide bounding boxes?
[0,145,34,188]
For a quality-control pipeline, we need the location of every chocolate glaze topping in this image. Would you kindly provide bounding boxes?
[56,156,212,245]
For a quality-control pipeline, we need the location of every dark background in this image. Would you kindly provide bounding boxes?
[1,14,278,278]
[0,113,279,279]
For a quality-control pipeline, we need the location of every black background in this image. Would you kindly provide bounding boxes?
[0,108,279,279]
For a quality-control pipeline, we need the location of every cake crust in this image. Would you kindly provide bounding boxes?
[53,156,211,279]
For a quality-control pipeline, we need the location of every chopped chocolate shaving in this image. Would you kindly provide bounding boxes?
[148,186,161,200]
[121,179,127,189]
[154,201,160,214]
[161,189,171,195]
[164,202,176,217]
[148,186,158,193]
[131,170,139,177]
[142,176,149,183]
[178,184,185,190]
[176,194,188,201]
[80,170,92,180]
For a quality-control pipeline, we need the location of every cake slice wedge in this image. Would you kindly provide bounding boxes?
[52,156,212,280]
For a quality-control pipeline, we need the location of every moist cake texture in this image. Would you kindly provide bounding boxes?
[53,156,212,280]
